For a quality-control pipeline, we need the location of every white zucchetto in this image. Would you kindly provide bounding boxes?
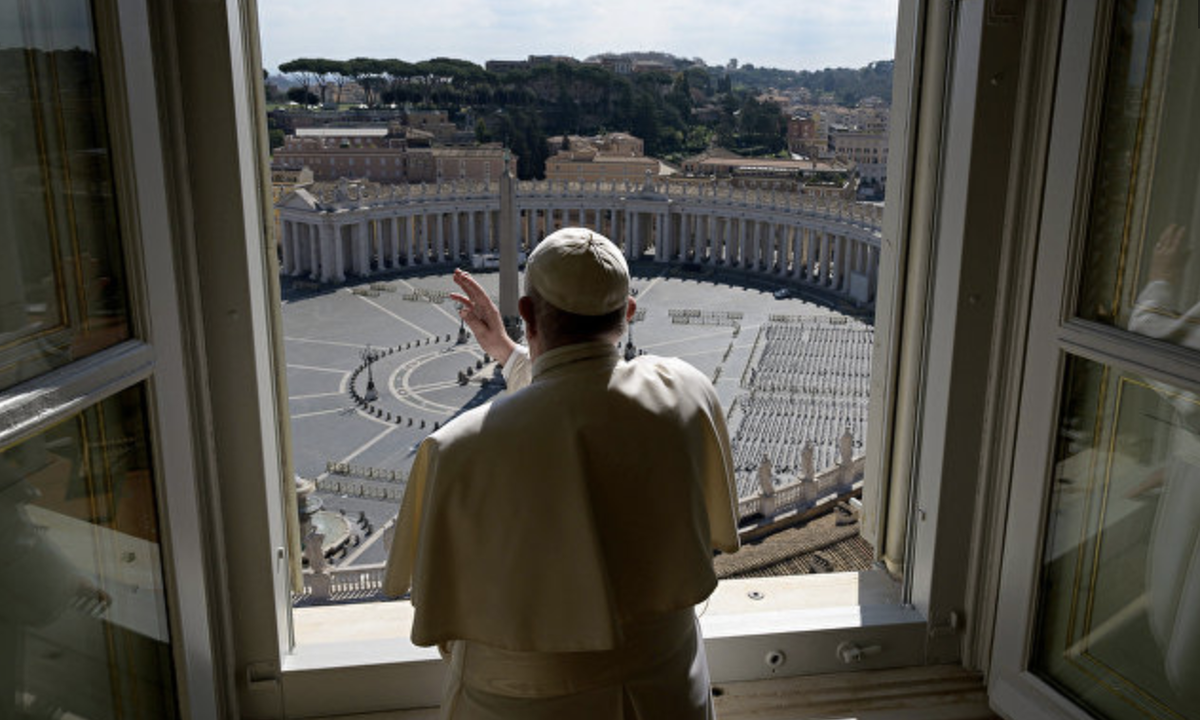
[525,227,630,315]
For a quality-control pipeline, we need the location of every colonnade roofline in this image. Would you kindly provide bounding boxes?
[279,177,882,233]
[275,176,883,306]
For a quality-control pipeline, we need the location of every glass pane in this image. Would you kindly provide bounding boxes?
[0,385,177,719]
[1076,0,1200,342]
[1033,355,1200,720]
[0,0,131,391]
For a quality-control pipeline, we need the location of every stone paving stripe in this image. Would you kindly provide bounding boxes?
[288,363,352,375]
[355,294,438,338]
[286,336,373,349]
[316,425,402,481]
[641,327,735,350]
[291,408,350,420]
[634,275,665,302]
[290,391,346,400]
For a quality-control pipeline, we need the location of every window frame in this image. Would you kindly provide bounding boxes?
[154,0,1052,715]
[990,0,1200,718]
[0,0,221,716]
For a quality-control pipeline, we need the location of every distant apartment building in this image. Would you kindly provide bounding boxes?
[273,127,411,183]
[404,110,460,142]
[787,116,818,155]
[544,132,675,183]
[596,56,632,75]
[271,126,512,185]
[829,128,889,189]
[681,149,855,199]
[485,59,529,73]
[631,60,672,74]
[528,55,578,66]
[408,146,512,184]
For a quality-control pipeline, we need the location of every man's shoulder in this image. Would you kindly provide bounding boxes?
[626,354,712,387]
[426,390,530,447]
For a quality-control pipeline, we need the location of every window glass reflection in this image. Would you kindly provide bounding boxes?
[0,0,131,391]
[1077,0,1200,345]
[0,385,177,719]
[1033,356,1200,720]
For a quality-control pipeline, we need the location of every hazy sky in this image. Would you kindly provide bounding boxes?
[257,0,898,74]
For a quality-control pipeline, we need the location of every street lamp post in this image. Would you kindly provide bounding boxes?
[361,345,379,403]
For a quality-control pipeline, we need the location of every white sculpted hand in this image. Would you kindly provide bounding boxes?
[450,269,518,365]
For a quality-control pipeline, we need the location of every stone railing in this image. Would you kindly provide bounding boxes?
[298,518,398,603]
[295,455,867,605]
[737,455,866,521]
[300,562,390,603]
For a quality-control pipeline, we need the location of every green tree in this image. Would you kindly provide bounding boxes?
[347,57,389,106]
[286,86,318,105]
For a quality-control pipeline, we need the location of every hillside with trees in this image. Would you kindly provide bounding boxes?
[269,54,892,179]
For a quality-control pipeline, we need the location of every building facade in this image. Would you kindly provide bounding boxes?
[544,132,675,183]
[271,126,511,185]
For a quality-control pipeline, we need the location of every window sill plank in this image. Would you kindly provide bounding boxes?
[304,665,997,720]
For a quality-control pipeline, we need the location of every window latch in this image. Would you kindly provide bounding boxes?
[836,641,882,664]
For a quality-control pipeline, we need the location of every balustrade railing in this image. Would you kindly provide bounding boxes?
[297,454,866,604]
[295,177,883,232]
[736,455,865,520]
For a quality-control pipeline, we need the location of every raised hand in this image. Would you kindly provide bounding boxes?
[1149,224,1189,285]
[450,269,518,365]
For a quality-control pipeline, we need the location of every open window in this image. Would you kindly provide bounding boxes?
[8,0,1116,717]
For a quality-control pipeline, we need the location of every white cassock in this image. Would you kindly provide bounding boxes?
[384,341,740,719]
[1130,280,1200,705]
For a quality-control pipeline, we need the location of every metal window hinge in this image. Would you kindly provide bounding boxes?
[245,661,281,691]
[929,610,962,637]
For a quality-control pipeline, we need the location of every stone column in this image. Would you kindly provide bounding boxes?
[280,220,293,274]
[700,213,710,264]
[331,223,345,283]
[389,217,399,268]
[829,234,839,289]
[662,210,672,260]
[356,221,370,276]
[286,222,298,275]
[404,214,415,265]
[748,220,760,271]
[810,229,822,284]
[737,217,747,268]
[625,210,635,259]
[835,235,846,290]
[792,226,804,280]
[309,223,321,280]
[775,224,786,275]
[690,214,700,262]
[433,213,445,263]
[821,232,832,287]
[468,210,477,256]
[662,211,672,261]
[450,211,461,262]
[484,209,493,252]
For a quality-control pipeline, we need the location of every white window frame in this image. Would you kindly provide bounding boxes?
[149,0,1058,715]
[989,1,1200,718]
[0,0,221,717]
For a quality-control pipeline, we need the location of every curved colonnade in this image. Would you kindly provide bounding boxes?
[277,177,883,305]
